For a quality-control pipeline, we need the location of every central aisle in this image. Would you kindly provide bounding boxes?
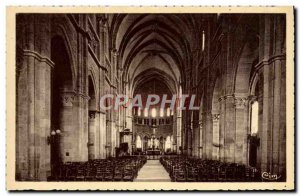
[135,160,171,182]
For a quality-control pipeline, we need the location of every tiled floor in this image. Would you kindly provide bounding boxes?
[135,160,171,182]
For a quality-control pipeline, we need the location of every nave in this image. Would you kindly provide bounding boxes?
[15,13,286,182]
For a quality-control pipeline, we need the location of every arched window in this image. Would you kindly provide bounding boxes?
[250,101,259,135]
[155,138,159,148]
[138,107,141,116]
[165,136,171,151]
[136,135,142,148]
[144,108,148,117]
[151,108,157,118]
[160,108,164,117]
[166,108,170,117]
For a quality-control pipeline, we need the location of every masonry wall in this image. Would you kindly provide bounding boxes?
[15,14,123,181]
[186,14,286,179]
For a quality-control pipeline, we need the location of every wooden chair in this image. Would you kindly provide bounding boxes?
[123,167,134,181]
[218,165,227,181]
[75,165,86,181]
[186,166,197,182]
[66,166,77,181]
[113,167,124,181]
[173,168,186,182]
[103,167,114,181]
[85,166,96,181]
[95,167,105,181]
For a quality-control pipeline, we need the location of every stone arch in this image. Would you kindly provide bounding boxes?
[198,93,204,158]
[136,135,142,149]
[51,23,77,89]
[88,75,97,111]
[87,75,97,160]
[232,36,259,165]
[50,35,75,163]
[234,38,259,94]
[50,35,74,130]
[89,65,99,94]
[212,77,221,114]
[250,73,260,96]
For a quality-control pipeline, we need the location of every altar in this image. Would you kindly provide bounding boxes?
[146,150,161,155]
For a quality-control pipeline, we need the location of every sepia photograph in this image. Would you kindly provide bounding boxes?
[6,6,294,191]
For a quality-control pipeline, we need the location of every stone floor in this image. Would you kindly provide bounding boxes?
[135,160,171,182]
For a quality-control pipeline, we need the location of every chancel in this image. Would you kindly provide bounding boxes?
[15,13,286,182]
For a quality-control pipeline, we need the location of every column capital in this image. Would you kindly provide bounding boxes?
[248,95,258,103]
[89,111,96,119]
[199,120,204,128]
[233,95,249,109]
[111,48,119,57]
[212,113,220,121]
[60,91,76,107]
[218,94,235,102]
[78,92,90,100]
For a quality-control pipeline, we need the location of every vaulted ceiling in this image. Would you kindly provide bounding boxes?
[108,14,206,95]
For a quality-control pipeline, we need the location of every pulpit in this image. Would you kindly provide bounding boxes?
[120,129,133,155]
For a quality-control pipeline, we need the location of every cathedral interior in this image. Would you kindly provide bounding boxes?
[15,13,286,182]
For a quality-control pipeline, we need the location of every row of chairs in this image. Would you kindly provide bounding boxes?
[160,156,261,182]
[48,156,147,181]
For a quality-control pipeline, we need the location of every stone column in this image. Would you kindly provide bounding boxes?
[93,111,101,159]
[73,94,89,162]
[272,15,286,177]
[234,95,249,164]
[256,75,264,169]
[278,57,286,179]
[176,111,182,154]
[99,111,106,159]
[258,15,272,173]
[218,96,226,162]
[172,114,177,153]
[260,62,272,173]
[212,113,220,160]
[125,99,133,131]
[106,112,112,158]
[222,95,236,163]
[111,119,117,157]
[203,112,213,159]
[187,125,193,156]
[198,120,204,158]
[88,111,96,160]
[16,15,52,181]
[98,17,105,65]
[17,50,53,180]
[125,102,133,155]
[193,120,199,157]
[59,91,76,162]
